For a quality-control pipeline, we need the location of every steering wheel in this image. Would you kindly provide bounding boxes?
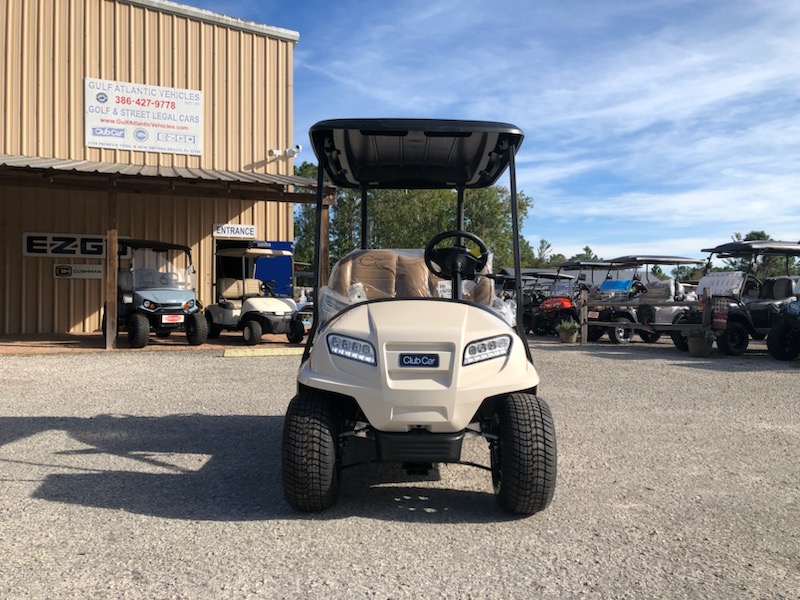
[160,272,179,286]
[260,280,277,296]
[631,280,648,295]
[424,230,489,280]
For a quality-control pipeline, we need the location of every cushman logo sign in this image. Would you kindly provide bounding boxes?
[399,353,440,368]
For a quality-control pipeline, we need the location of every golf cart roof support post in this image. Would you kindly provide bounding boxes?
[508,143,532,360]
[456,188,465,231]
[361,186,368,250]
[304,165,328,359]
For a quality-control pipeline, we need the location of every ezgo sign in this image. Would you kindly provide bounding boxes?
[23,233,129,258]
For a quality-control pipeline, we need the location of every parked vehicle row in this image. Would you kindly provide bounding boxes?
[103,239,307,349]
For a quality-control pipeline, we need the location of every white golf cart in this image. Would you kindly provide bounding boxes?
[205,245,306,345]
[281,119,557,515]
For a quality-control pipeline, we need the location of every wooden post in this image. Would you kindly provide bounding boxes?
[104,186,119,350]
[579,289,588,345]
[702,287,712,329]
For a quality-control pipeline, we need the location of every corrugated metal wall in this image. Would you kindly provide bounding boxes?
[0,0,296,171]
[1,189,290,334]
[0,0,299,334]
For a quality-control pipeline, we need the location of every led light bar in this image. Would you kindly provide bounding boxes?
[463,334,512,366]
[327,333,377,365]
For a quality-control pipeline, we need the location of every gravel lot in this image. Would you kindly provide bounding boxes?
[1,338,798,599]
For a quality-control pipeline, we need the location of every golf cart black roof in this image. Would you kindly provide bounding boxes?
[608,255,704,266]
[121,239,192,254]
[701,240,800,257]
[499,267,575,280]
[557,259,615,270]
[309,119,524,189]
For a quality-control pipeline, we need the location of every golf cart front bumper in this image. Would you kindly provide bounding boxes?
[375,429,464,462]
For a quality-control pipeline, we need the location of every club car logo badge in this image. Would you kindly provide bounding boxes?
[399,353,439,368]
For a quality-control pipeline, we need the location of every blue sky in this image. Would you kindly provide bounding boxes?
[178,0,800,262]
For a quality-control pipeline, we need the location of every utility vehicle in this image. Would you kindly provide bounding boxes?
[604,255,704,344]
[106,239,208,348]
[767,298,800,360]
[673,241,800,355]
[205,243,305,344]
[282,119,557,515]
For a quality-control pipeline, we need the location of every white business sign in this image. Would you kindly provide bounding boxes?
[85,77,203,155]
[54,264,104,280]
[213,224,257,239]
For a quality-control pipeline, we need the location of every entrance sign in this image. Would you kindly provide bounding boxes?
[85,77,203,155]
[213,224,257,239]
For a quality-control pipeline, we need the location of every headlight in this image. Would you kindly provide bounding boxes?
[463,335,512,366]
[787,301,800,316]
[143,300,159,310]
[183,299,195,310]
[327,334,376,365]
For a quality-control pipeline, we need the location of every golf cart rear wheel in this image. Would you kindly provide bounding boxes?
[767,320,800,360]
[608,316,634,344]
[205,312,222,339]
[282,390,342,511]
[717,321,749,356]
[586,325,605,342]
[639,330,662,343]
[243,320,262,345]
[185,312,209,346]
[490,392,557,515]
[127,313,150,348]
[287,319,305,344]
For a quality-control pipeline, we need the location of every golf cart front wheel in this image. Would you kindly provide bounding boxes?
[608,317,634,344]
[128,313,150,348]
[717,321,749,356]
[490,392,557,515]
[185,312,209,346]
[243,320,262,345]
[287,319,305,344]
[766,320,800,360]
[282,390,342,511]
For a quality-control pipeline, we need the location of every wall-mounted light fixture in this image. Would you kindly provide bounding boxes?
[268,145,302,159]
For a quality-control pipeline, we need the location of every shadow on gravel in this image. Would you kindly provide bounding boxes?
[4,414,521,523]
[531,339,796,372]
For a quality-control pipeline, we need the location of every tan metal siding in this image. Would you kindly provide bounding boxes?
[1,0,296,176]
[1,192,293,334]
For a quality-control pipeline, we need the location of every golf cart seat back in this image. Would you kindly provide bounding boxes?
[242,278,263,298]
[643,278,675,301]
[319,249,496,325]
[768,277,794,300]
[118,269,135,304]
[118,270,133,293]
[217,278,244,309]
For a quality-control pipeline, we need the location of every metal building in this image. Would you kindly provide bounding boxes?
[0,0,324,344]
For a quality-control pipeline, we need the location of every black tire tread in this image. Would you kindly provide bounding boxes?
[493,393,557,515]
[282,391,341,511]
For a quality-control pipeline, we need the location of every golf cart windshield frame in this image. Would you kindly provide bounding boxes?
[307,118,527,355]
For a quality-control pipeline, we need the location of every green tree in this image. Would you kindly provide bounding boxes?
[569,246,600,261]
[292,162,318,266]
